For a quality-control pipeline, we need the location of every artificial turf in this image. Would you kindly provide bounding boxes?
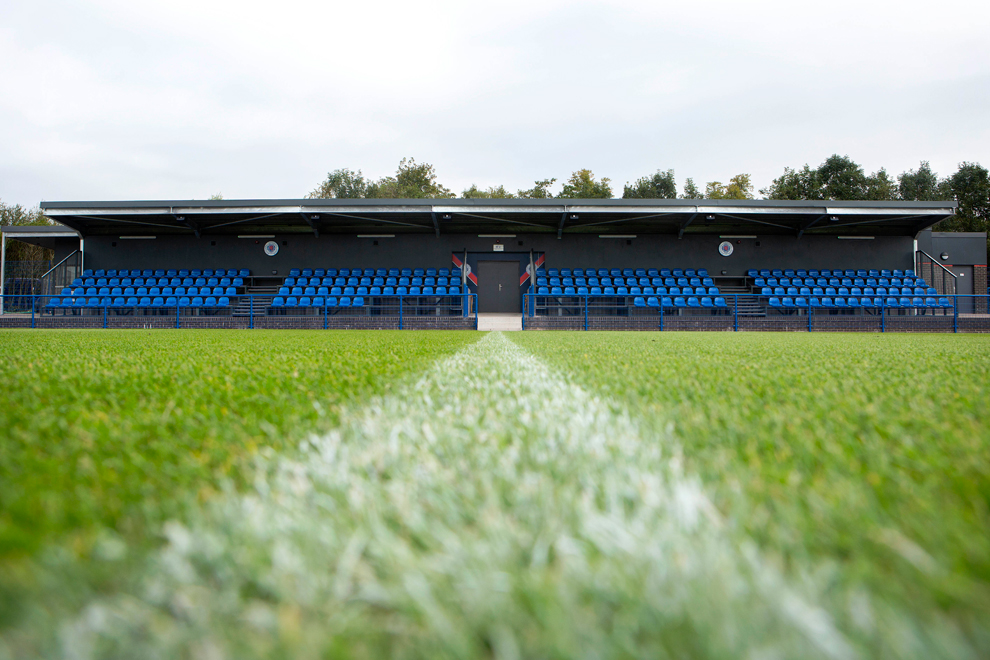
[0,330,474,576]
[2,329,989,658]
[512,331,990,652]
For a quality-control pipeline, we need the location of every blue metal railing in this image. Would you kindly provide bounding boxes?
[522,292,981,333]
[1,293,478,330]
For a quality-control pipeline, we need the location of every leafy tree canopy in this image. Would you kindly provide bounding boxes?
[308,168,370,199]
[516,179,557,199]
[1,201,54,261]
[705,174,754,200]
[557,169,612,199]
[898,161,952,202]
[462,184,516,199]
[681,178,701,199]
[762,155,897,201]
[623,169,677,199]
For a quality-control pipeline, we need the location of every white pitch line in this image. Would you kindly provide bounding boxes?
[57,332,853,659]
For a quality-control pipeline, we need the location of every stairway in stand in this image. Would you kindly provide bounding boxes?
[232,286,278,317]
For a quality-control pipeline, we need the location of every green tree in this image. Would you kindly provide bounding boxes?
[557,169,612,199]
[681,178,701,199]
[209,193,224,200]
[517,178,557,199]
[898,161,952,201]
[762,155,897,201]
[1,201,54,261]
[366,158,454,199]
[864,168,898,201]
[461,184,515,199]
[760,165,823,200]
[705,174,754,200]
[308,168,370,199]
[937,162,990,257]
[623,169,677,199]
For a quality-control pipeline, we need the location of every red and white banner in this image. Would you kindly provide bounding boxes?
[521,253,545,286]
[451,254,477,286]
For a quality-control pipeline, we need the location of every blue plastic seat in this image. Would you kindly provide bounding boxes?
[151,297,164,307]
[701,297,714,308]
[647,296,660,307]
[847,298,861,308]
[769,297,781,307]
[820,297,833,307]
[634,296,646,307]
[834,297,848,308]
[285,296,298,307]
[298,296,311,307]
[687,296,700,307]
[782,297,795,307]
[938,297,952,308]
[164,296,177,307]
[339,297,351,307]
[190,296,203,307]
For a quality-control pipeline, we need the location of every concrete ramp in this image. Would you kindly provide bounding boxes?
[478,313,522,331]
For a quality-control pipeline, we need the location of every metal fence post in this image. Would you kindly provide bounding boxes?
[807,298,812,332]
[954,295,958,333]
[175,302,180,329]
[399,295,403,330]
[584,295,588,331]
[881,301,885,333]
[733,294,738,331]
[474,294,478,329]
[324,303,328,329]
[31,295,36,328]
[659,299,664,331]
[103,302,107,329]
[249,295,254,329]
[522,294,526,330]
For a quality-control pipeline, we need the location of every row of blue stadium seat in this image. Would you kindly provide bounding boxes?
[755,277,926,288]
[761,286,936,297]
[537,286,719,296]
[73,276,243,288]
[62,286,238,297]
[538,276,716,287]
[279,285,462,296]
[47,296,230,308]
[272,296,365,308]
[285,276,460,287]
[630,296,727,308]
[769,296,952,309]
[287,268,460,278]
[83,269,249,278]
[748,269,915,278]
[545,268,709,277]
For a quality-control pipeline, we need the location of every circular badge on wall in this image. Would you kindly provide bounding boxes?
[264,240,279,257]
[718,240,734,257]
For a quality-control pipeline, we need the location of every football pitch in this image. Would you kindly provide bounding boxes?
[1,329,988,659]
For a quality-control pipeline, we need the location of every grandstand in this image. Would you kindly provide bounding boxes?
[1,198,986,331]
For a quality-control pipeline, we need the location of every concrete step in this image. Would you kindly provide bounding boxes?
[478,313,522,331]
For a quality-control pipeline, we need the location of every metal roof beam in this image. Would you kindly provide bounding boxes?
[300,212,320,238]
[678,213,698,239]
[431,211,440,238]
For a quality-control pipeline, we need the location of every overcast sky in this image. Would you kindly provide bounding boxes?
[1,0,988,206]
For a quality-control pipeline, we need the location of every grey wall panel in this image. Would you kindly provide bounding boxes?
[82,232,915,275]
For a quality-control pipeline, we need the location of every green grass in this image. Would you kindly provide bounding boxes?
[512,332,990,649]
[0,330,475,560]
[3,329,990,658]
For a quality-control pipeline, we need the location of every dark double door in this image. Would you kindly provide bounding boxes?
[477,260,521,313]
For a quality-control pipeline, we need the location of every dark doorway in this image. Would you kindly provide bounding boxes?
[478,260,521,312]
[951,265,974,312]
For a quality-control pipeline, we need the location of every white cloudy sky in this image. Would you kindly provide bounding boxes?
[1,0,988,205]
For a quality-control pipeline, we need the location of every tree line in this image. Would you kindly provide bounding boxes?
[309,155,989,253]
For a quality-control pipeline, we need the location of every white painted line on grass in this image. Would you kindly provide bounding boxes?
[57,332,853,659]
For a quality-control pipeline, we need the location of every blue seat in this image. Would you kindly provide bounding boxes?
[47,298,61,308]
[633,296,646,307]
[820,297,833,307]
[899,297,912,307]
[352,296,365,307]
[298,296,312,307]
[285,296,298,307]
[795,296,808,307]
[884,297,898,308]
[834,297,848,308]
[769,297,781,307]
[647,296,660,308]
[701,297,714,308]
[782,297,794,307]
[687,296,700,307]
[939,297,952,308]
[847,297,861,308]
[339,297,351,307]
[673,296,686,307]
[191,296,204,307]
[151,297,164,307]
